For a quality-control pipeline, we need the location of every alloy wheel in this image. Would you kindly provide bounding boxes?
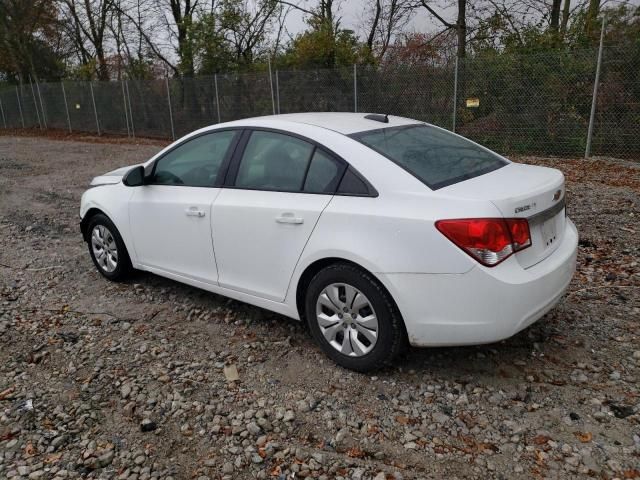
[91,224,118,273]
[315,283,379,357]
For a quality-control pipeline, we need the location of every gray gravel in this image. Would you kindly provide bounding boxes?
[1,135,639,479]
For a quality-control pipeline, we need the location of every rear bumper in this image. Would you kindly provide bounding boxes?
[379,218,578,347]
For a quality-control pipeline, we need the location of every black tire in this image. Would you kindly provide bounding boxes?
[305,262,407,372]
[86,213,132,281]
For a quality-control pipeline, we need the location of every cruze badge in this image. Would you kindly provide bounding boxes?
[515,204,531,214]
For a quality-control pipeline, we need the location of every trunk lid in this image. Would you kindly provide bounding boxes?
[440,163,566,268]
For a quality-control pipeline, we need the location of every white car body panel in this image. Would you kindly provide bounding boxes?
[80,113,578,347]
[129,185,221,285]
[212,189,331,301]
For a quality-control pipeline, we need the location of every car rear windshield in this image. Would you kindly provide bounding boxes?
[351,124,507,189]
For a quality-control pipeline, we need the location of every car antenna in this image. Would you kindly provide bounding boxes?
[364,113,389,123]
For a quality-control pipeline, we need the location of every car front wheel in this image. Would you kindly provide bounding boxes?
[86,213,132,281]
[305,263,407,372]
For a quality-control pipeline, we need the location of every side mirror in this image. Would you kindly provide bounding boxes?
[123,165,145,187]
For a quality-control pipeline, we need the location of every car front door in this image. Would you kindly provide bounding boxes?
[212,129,346,301]
[129,130,240,285]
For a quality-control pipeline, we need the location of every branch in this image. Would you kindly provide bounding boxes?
[419,0,454,28]
[275,0,317,18]
[114,4,180,76]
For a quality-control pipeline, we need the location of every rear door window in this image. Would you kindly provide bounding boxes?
[351,124,507,189]
[234,131,314,191]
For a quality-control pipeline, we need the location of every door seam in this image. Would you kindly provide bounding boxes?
[281,195,335,302]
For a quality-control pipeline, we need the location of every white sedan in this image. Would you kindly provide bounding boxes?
[80,113,578,371]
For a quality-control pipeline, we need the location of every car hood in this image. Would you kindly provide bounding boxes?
[90,164,141,186]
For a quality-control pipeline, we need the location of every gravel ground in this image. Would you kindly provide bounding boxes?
[0,135,639,480]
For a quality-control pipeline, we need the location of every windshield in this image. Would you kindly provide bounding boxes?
[351,124,508,189]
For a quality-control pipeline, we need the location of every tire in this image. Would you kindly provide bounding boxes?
[86,213,132,281]
[305,263,407,372]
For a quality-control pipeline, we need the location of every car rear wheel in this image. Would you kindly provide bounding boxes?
[305,263,407,372]
[86,213,132,281]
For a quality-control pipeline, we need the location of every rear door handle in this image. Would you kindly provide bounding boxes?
[185,207,206,217]
[276,213,304,224]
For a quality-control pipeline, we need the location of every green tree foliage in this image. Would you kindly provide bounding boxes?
[280,18,374,69]
[0,0,65,82]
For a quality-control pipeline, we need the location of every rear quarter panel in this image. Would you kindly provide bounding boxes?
[285,190,506,312]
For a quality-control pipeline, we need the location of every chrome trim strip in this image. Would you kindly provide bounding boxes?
[528,197,565,224]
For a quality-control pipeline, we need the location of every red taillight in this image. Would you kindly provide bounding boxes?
[435,218,531,267]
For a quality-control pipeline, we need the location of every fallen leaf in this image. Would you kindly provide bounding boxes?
[533,435,551,445]
[575,431,593,443]
[346,447,366,458]
[0,386,15,400]
[24,443,36,456]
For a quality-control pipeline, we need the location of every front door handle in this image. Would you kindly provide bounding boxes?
[276,213,304,224]
[185,207,206,217]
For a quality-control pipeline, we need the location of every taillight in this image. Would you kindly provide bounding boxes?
[435,218,531,267]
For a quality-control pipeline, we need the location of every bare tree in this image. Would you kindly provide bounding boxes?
[413,0,467,58]
[221,0,281,65]
[59,0,115,80]
[364,0,413,59]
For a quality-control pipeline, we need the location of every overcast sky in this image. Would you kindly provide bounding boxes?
[278,0,639,41]
[281,0,453,39]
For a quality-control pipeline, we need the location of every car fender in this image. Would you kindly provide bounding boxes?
[80,185,138,265]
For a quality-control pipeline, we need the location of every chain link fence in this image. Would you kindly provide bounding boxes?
[0,44,638,159]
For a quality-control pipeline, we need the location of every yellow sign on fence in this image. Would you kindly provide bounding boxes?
[466,98,480,108]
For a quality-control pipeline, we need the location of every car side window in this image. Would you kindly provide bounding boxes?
[303,149,344,193]
[151,131,237,187]
[234,131,314,191]
[337,167,373,196]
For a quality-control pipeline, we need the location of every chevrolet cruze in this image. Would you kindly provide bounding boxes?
[80,113,578,371]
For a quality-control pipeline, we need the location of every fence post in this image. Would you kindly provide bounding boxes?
[15,86,25,128]
[452,57,459,132]
[585,17,606,159]
[275,70,280,114]
[166,77,175,140]
[89,81,101,135]
[0,97,6,128]
[268,58,276,115]
[61,82,72,132]
[214,74,221,123]
[121,80,130,137]
[29,76,42,129]
[35,80,47,128]
[353,64,358,113]
[125,80,135,138]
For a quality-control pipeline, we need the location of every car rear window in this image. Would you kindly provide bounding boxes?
[351,124,507,189]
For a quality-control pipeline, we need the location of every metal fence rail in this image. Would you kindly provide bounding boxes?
[0,42,638,159]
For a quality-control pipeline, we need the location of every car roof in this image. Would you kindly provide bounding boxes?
[236,112,420,135]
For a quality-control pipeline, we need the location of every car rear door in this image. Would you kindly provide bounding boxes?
[212,129,346,301]
[129,130,240,284]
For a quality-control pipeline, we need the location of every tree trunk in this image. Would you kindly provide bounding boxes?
[550,0,562,33]
[560,0,570,37]
[585,0,600,36]
[366,0,382,51]
[456,0,466,58]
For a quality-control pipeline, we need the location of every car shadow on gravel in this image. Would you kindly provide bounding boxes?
[118,267,571,382]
